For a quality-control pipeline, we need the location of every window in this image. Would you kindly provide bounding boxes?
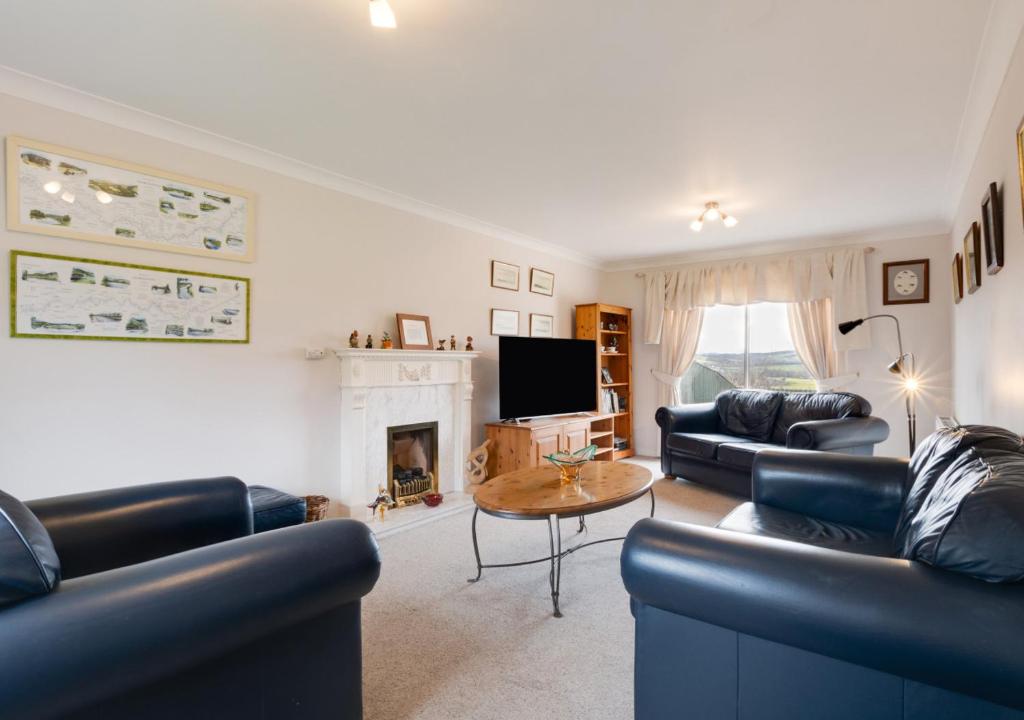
[680,303,815,403]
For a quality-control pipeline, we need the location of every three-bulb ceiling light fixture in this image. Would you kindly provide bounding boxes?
[690,202,738,232]
[369,0,397,28]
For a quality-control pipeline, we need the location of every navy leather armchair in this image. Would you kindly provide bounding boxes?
[623,426,1024,719]
[0,477,381,720]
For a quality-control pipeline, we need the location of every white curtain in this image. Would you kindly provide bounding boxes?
[652,308,704,406]
[828,247,871,352]
[643,246,870,354]
[786,298,839,387]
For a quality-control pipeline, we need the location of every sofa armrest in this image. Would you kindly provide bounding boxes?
[0,518,381,720]
[621,519,1024,711]
[752,449,909,532]
[786,416,890,451]
[26,477,254,579]
[655,403,719,434]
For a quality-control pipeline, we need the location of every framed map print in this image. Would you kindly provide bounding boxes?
[6,136,255,262]
[11,250,250,343]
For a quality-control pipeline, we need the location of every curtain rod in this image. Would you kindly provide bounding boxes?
[633,246,875,277]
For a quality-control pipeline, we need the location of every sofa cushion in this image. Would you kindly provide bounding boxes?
[0,490,60,606]
[894,425,1023,545]
[717,502,895,557]
[715,390,784,441]
[716,442,777,470]
[899,447,1024,582]
[770,392,872,445]
[249,486,307,533]
[666,433,754,460]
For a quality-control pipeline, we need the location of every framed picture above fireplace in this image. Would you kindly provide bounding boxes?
[396,313,433,349]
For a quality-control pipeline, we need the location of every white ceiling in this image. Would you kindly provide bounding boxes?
[0,0,998,265]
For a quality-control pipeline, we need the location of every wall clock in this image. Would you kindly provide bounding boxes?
[882,259,930,305]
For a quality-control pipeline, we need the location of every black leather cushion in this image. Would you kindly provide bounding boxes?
[716,390,783,441]
[770,392,872,445]
[717,502,894,557]
[0,490,60,605]
[895,425,1023,545]
[249,486,307,533]
[900,448,1024,582]
[716,442,777,470]
[666,433,754,460]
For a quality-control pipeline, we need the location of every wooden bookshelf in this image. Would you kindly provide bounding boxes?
[575,303,634,460]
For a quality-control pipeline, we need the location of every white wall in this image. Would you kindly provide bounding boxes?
[950,29,1024,431]
[0,93,601,505]
[600,235,953,459]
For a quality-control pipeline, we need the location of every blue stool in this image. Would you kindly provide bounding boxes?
[248,486,307,533]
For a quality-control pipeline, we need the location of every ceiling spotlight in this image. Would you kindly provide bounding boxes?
[690,201,738,232]
[61,190,75,204]
[43,180,62,194]
[369,0,396,28]
[95,190,113,204]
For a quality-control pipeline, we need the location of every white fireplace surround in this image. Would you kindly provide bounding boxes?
[333,348,478,519]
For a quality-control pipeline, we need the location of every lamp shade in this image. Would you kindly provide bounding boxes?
[837,319,864,335]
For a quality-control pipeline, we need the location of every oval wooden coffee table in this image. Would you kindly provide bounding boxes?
[468,461,654,617]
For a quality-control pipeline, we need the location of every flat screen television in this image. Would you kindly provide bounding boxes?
[499,336,597,420]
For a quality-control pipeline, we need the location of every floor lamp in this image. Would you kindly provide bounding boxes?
[837,314,917,455]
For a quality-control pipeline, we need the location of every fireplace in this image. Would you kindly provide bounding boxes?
[387,421,439,507]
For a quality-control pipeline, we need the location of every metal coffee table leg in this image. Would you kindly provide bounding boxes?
[467,507,483,583]
[548,514,563,618]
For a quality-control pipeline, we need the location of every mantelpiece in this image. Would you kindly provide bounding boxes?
[332,348,479,521]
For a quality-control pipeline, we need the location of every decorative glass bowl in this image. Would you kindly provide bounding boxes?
[544,444,598,485]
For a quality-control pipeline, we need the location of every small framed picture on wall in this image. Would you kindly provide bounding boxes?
[981,182,1003,275]
[490,261,520,291]
[529,313,554,337]
[963,222,982,294]
[529,268,555,296]
[490,308,519,336]
[882,259,929,305]
[952,253,963,304]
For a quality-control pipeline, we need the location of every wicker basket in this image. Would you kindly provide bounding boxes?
[304,495,330,523]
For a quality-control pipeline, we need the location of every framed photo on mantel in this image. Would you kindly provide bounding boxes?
[395,313,433,349]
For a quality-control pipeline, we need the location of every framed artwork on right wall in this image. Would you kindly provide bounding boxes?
[1017,114,1024,231]
[963,222,982,294]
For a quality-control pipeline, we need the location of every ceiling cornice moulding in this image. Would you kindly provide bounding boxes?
[601,221,952,273]
[942,0,1024,223]
[0,65,602,269]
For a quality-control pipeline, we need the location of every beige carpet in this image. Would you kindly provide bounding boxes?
[362,458,742,720]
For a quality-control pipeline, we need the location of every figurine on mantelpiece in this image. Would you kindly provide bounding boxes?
[348,330,359,348]
[437,338,446,351]
[365,334,374,349]
[381,332,393,349]
[465,336,474,351]
[367,485,394,521]
[450,335,457,351]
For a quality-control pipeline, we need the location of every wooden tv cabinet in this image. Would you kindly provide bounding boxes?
[484,413,616,478]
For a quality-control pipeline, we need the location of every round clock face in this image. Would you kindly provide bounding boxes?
[893,269,919,296]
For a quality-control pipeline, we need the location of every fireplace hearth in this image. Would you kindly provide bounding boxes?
[387,421,439,507]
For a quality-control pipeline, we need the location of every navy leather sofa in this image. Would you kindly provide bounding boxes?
[622,425,1024,719]
[657,389,889,496]
[0,477,381,720]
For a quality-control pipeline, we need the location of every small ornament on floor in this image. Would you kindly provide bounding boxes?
[367,485,394,521]
[348,330,359,348]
